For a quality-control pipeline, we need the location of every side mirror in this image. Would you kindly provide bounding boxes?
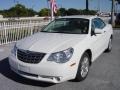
[94,28,104,34]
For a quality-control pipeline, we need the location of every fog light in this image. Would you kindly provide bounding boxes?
[54,77,62,81]
[40,75,62,82]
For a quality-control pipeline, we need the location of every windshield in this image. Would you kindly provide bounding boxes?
[41,18,89,34]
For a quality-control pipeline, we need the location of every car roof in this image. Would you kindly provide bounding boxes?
[59,15,98,20]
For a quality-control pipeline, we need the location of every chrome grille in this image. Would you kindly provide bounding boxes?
[17,49,46,64]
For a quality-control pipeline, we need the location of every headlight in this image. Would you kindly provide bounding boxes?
[11,43,17,56]
[47,48,74,63]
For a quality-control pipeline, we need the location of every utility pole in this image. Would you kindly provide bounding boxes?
[111,0,115,27]
[115,2,118,14]
[98,0,101,12]
[86,0,89,11]
[85,0,89,15]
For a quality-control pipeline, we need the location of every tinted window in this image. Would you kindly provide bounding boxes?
[93,18,106,29]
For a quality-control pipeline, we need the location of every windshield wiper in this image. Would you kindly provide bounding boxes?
[41,31,82,34]
[41,31,65,33]
[41,31,48,32]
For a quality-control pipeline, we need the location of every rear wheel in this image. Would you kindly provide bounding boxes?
[105,38,112,52]
[74,52,90,81]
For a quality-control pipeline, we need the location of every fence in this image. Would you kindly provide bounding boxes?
[0,16,111,45]
[0,18,49,45]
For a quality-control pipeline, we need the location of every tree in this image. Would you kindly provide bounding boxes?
[12,4,28,17]
[67,8,80,15]
[27,8,38,16]
[0,4,37,17]
[39,8,50,16]
[59,8,67,16]
[79,9,97,15]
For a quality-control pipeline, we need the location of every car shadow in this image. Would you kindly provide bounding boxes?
[0,58,55,87]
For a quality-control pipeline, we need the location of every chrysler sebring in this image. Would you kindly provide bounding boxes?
[9,16,113,83]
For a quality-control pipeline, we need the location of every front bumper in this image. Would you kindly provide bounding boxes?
[9,54,76,83]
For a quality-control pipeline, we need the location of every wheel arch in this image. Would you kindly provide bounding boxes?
[84,49,92,66]
[74,49,92,81]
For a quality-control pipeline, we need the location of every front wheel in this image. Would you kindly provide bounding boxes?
[74,52,90,82]
[105,38,112,52]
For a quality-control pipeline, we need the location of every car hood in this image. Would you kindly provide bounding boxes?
[17,32,87,53]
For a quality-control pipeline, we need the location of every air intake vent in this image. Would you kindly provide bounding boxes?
[17,49,46,64]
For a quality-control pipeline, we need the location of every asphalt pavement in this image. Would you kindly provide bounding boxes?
[0,30,120,90]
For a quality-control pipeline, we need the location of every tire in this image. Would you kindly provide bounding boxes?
[74,52,90,82]
[105,38,112,52]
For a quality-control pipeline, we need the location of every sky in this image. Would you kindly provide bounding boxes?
[0,0,119,12]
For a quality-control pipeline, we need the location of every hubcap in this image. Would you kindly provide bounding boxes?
[81,57,89,78]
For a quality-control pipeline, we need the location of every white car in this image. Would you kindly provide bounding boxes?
[9,16,113,83]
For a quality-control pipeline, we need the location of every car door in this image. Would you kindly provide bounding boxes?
[96,18,109,48]
[90,18,107,61]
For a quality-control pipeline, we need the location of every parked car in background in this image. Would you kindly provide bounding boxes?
[115,13,120,25]
[9,15,113,83]
[98,12,111,17]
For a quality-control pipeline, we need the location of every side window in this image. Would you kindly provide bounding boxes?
[93,18,106,29]
[97,18,106,29]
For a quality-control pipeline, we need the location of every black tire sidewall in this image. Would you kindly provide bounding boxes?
[108,38,112,51]
[75,52,90,81]
[105,38,112,52]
